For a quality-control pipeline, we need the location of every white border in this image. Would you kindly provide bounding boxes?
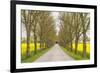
[16,4,94,69]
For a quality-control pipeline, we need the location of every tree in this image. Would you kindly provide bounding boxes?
[21,10,33,57]
[43,13,56,48]
[37,11,52,49]
[31,10,41,54]
[80,13,90,58]
[58,12,75,51]
[74,13,83,54]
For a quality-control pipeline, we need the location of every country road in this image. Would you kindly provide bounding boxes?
[35,44,74,62]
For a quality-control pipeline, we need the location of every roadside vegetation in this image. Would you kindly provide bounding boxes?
[21,10,56,62]
[61,43,90,60]
[58,12,90,59]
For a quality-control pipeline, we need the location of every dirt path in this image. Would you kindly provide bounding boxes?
[35,44,74,62]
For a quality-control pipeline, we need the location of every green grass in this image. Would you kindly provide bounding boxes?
[21,48,50,63]
[61,47,90,60]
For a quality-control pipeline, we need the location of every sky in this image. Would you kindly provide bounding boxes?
[21,23,26,38]
[51,12,60,35]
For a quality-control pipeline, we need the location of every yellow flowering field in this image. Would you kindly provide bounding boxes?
[21,43,45,54]
[73,43,90,54]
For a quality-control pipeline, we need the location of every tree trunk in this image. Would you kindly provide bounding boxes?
[63,41,66,48]
[45,41,47,49]
[40,36,42,49]
[43,40,45,49]
[83,31,86,58]
[34,32,37,54]
[40,36,44,50]
[45,40,48,49]
[26,30,30,57]
[40,35,42,49]
[75,37,78,54]
[70,41,73,52]
[69,36,73,52]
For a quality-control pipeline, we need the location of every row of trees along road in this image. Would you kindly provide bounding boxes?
[21,10,56,57]
[58,12,90,58]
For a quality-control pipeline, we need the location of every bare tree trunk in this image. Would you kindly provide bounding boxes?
[40,36,44,50]
[40,31,42,49]
[44,40,48,49]
[46,40,49,48]
[26,30,30,57]
[83,31,86,58]
[34,32,37,54]
[75,37,78,54]
[45,41,47,48]
[63,41,66,48]
[69,35,73,52]
[70,41,73,52]
[40,36,41,49]
[43,40,45,49]
[47,41,49,48]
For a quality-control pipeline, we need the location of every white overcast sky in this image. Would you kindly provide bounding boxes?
[51,12,60,35]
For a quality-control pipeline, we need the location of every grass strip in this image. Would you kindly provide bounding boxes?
[21,48,50,63]
[61,47,90,60]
